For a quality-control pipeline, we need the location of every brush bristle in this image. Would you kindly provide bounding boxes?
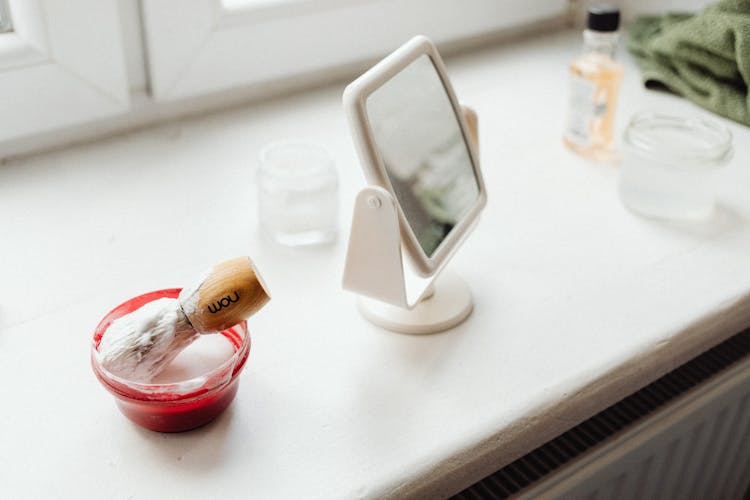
[97,298,198,382]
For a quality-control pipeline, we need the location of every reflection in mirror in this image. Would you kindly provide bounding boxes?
[0,0,12,33]
[366,54,479,257]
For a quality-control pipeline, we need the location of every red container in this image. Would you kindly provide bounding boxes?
[91,289,250,432]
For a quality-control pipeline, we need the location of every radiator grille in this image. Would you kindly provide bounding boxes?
[454,329,750,499]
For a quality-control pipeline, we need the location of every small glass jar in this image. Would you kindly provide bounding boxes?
[257,140,338,246]
[91,289,251,432]
[619,112,733,221]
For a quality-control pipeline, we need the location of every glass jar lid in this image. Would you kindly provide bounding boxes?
[624,112,733,168]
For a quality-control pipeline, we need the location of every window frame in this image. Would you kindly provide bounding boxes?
[141,0,567,101]
[0,0,129,143]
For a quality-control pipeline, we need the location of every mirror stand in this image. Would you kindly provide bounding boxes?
[342,106,478,335]
[343,186,473,334]
[356,272,472,335]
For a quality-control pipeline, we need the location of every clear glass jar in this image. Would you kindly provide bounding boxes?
[257,141,338,246]
[619,112,733,221]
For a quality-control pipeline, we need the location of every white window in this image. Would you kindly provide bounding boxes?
[0,0,567,149]
[140,0,567,100]
[0,0,129,143]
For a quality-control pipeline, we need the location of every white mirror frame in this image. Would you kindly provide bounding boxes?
[343,35,487,277]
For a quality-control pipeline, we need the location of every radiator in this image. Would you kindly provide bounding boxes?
[455,330,750,499]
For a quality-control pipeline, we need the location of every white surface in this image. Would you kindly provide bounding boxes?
[0,0,129,141]
[140,0,566,100]
[1,29,750,499]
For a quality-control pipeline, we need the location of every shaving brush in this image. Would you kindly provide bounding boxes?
[98,257,270,382]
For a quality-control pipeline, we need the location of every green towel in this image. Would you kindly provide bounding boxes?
[627,0,750,126]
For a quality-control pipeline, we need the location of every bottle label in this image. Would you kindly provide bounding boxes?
[564,75,599,146]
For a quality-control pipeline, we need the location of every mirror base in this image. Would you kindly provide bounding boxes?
[356,272,472,335]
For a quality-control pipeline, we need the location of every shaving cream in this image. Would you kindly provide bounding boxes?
[97,298,197,382]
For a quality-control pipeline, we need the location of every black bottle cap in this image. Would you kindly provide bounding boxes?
[587,5,620,32]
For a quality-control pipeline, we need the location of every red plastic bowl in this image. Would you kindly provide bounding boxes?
[91,289,250,432]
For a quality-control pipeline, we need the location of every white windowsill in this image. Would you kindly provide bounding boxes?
[1,28,749,499]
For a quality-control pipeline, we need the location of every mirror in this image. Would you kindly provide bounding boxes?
[343,35,486,333]
[365,54,480,258]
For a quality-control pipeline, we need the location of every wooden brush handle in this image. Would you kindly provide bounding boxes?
[180,256,270,333]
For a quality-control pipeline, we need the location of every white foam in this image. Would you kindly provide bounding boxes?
[98,298,197,382]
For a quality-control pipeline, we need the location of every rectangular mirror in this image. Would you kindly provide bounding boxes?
[344,36,486,276]
[366,54,480,258]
